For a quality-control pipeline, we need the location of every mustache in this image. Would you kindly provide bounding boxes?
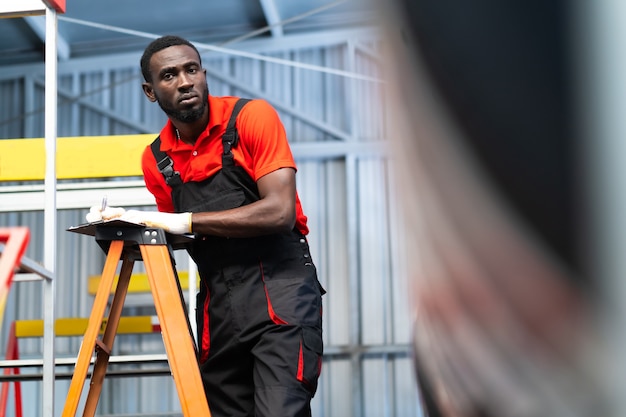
[178,92,198,103]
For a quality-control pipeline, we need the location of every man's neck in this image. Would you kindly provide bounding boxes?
[172,114,209,145]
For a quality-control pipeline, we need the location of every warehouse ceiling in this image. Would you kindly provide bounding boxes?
[0,0,378,67]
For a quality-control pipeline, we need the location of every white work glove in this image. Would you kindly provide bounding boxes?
[85,206,126,223]
[119,210,192,235]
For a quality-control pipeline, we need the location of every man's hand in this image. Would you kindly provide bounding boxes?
[86,207,191,235]
[86,206,126,223]
[119,210,192,235]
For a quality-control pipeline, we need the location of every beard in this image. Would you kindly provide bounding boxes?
[155,86,209,123]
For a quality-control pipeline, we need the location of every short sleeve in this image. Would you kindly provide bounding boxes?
[235,99,296,181]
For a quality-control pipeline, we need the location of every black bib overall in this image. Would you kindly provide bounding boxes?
[150,99,324,417]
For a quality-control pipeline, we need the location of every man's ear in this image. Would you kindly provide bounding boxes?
[142,83,157,102]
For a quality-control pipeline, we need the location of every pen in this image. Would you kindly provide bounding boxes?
[101,195,107,212]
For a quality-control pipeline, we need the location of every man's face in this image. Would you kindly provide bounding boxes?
[142,45,208,123]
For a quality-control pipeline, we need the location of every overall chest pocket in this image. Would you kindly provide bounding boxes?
[173,166,259,213]
[174,175,247,212]
[186,188,246,212]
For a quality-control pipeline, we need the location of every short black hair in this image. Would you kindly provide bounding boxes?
[140,35,201,82]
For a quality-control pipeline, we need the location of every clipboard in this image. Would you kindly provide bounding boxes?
[68,219,194,250]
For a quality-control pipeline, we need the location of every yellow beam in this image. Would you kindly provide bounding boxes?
[0,134,156,181]
[14,316,159,338]
[87,271,199,295]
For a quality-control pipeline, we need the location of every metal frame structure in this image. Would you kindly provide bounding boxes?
[0,1,63,415]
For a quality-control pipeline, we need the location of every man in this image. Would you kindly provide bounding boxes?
[92,35,324,417]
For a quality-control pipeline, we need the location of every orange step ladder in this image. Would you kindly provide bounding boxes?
[62,222,210,417]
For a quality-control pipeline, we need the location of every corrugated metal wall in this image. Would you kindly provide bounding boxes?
[0,30,421,417]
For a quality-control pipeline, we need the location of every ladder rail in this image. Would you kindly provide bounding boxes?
[61,239,124,416]
[141,244,210,416]
[82,256,134,416]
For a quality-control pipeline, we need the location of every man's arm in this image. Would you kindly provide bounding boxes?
[91,167,297,236]
[190,167,297,238]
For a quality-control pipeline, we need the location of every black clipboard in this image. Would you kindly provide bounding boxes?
[68,219,194,250]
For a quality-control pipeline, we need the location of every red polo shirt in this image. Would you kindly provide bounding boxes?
[141,95,309,235]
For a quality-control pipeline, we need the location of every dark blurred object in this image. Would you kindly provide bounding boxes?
[377,0,605,416]
[403,0,578,275]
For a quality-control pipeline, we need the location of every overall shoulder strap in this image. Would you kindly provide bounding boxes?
[150,135,182,186]
[222,98,252,155]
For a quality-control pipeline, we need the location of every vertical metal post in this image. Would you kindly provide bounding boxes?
[572,2,626,416]
[43,5,58,416]
[345,154,362,417]
[345,40,363,417]
[572,0,626,417]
